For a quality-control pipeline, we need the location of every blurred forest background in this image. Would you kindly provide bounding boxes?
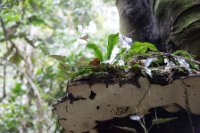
[0,0,118,132]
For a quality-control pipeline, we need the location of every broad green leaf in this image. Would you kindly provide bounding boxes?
[131,42,148,54]
[152,117,177,126]
[49,55,66,62]
[131,42,158,54]
[87,43,104,61]
[107,33,119,60]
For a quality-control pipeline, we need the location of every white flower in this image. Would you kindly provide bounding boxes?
[130,115,143,121]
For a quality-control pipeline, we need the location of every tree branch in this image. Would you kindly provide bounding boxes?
[2,66,6,98]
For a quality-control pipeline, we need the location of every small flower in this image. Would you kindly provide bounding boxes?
[130,115,143,121]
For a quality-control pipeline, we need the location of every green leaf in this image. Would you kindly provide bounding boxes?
[172,50,192,58]
[66,72,76,79]
[86,43,104,61]
[115,126,137,133]
[189,62,200,70]
[113,48,127,63]
[131,42,158,54]
[117,48,127,57]
[144,42,158,51]
[131,42,147,54]
[58,63,69,72]
[12,83,26,96]
[107,33,119,60]
[173,50,199,70]
[28,16,47,26]
[152,117,177,126]
[72,66,94,80]
[9,53,22,66]
[49,55,66,62]
[2,10,20,23]
[157,56,165,64]
[57,73,69,81]
[36,68,43,75]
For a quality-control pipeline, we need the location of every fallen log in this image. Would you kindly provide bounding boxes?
[53,75,200,133]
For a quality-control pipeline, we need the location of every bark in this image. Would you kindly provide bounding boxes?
[116,0,200,57]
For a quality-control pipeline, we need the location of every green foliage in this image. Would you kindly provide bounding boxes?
[11,83,26,96]
[49,55,66,62]
[50,33,120,81]
[173,50,193,58]
[86,33,119,61]
[131,42,158,54]
[107,33,119,59]
[173,50,200,70]
[9,52,22,66]
[72,66,95,79]
[0,103,29,132]
[27,16,47,26]
[62,37,200,86]
[0,0,119,132]
[0,0,199,132]
[123,42,158,62]
[86,43,104,61]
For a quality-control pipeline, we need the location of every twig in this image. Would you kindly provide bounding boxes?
[24,36,36,48]
[2,65,6,98]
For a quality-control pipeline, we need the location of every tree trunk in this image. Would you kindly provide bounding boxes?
[116,0,200,57]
